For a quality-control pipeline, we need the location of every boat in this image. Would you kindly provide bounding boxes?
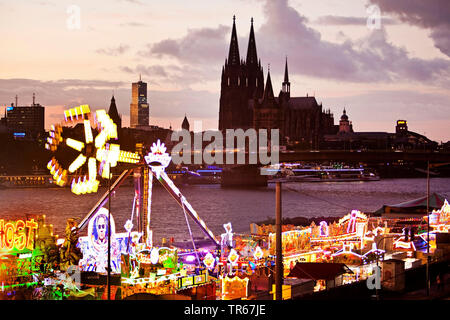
[281,166,380,182]
[0,175,55,188]
[185,167,222,185]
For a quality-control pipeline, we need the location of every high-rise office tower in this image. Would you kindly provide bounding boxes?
[5,93,45,140]
[130,75,149,128]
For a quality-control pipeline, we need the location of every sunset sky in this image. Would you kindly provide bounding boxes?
[1,0,449,142]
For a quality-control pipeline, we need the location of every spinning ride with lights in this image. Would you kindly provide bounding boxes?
[46,105,219,273]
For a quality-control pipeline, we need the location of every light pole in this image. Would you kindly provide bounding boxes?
[107,162,111,300]
[426,160,430,297]
[275,181,283,301]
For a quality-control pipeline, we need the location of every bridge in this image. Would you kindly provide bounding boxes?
[171,149,450,187]
[173,149,450,165]
[278,150,450,163]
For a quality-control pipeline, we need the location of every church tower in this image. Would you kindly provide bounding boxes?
[254,67,281,132]
[182,115,190,131]
[108,95,122,130]
[338,108,353,134]
[219,16,263,131]
[279,57,291,104]
[219,15,246,130]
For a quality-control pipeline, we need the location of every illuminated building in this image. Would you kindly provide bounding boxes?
[3,93,44,140]
[130,75,149,128]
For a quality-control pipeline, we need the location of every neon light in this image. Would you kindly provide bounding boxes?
[83,120,93,143]
[0,219,38,253]
[221,222,233,247]
[319,221,329,237]
[393,237,416,251]
[150,247,159,264]
[203,252,215,269]
[253,246,263,260]
[144,140,171,179]
[222,276,249,300]
[14,220,26,251]
[68,154,86,173]
[88,157,97,181]
[146,171,153,247]
[228,249,239,266]
[66,138,85,152]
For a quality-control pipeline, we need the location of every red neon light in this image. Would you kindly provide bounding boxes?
[0,219,38,252]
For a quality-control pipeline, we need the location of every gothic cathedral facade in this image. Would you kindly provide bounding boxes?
[218,17,336,149]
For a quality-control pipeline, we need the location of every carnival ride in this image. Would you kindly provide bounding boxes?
[44,105,224,298]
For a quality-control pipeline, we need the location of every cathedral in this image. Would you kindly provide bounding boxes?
[218,16,336,148]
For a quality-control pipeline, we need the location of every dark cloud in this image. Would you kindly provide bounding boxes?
[136,0,449,86]
[315,15,397,26]
[255,0,450,84]
[139,25,230,64]
[96,44,130,56]
[369,0,450,57]
[120,65,168,78]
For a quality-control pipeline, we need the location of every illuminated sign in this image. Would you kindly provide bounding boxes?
[78,208,121,273]
[228,249,239,266]
[178,274,207,289]
[222,276,249,300]
[272,284,291,300]
[203,252,215,269]
[181,276,193,287]
[194,274,206,285]
[0,219,38,253]
[253,246,263,260]
[144,140,171,179]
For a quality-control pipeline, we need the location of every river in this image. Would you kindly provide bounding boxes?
[0,178,449,242]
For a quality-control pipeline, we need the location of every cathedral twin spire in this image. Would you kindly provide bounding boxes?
[227,15,240,65]
[226,15,289,100]
[227,15,258,67]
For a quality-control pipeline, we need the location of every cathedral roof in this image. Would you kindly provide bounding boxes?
[280,96,320,110]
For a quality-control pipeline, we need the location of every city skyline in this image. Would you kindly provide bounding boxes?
[0,0,449,141]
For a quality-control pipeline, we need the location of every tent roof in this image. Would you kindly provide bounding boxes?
[388,193,445,208]
[287,262,353,281]
[373,193,447,214]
